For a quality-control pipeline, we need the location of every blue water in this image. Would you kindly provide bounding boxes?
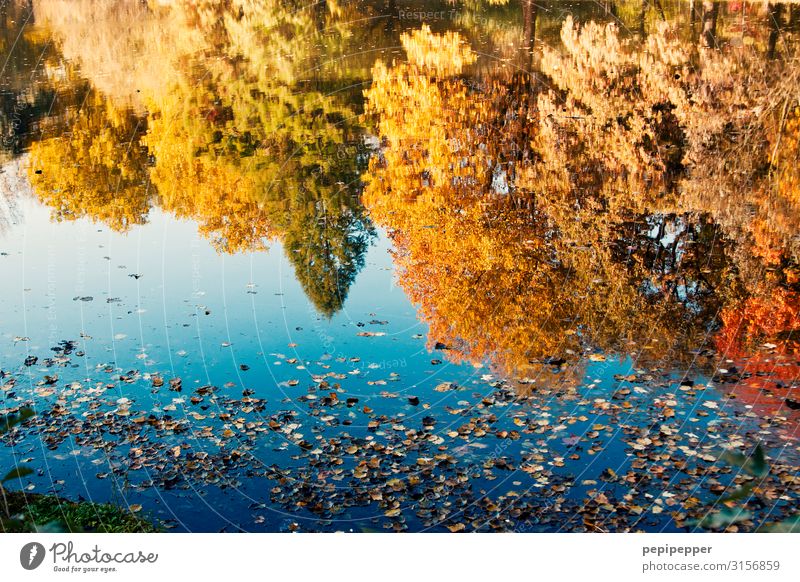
[0,194,775,532]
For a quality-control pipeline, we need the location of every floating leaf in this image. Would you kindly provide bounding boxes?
[691,507,752,530]
[719,483,754,503]
[0,408,35,435]
[2,466,33,483]
[757,515,800,533]
[720,444,768,478]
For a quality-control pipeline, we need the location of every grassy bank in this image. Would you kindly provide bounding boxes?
[1,491,160,533]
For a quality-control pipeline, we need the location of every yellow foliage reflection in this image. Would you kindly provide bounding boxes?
[28,90,151,232]
[24,0,377,314]
[364,14,799,378]
[12,0,800,355]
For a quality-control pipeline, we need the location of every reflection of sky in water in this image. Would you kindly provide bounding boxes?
[1,194,414,378]
[0,191,467,401]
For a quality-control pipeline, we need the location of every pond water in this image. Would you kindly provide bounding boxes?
[1,0,799,532]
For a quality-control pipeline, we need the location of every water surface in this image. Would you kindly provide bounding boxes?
[1,0,799,532]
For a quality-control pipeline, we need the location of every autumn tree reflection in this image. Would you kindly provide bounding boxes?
[1,0,63,161]
[23,0,379,315]
[28,90,152,232]
[9,0,800,347]
[364,13,799,384]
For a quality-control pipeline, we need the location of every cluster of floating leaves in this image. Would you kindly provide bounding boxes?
[2,337,800,532]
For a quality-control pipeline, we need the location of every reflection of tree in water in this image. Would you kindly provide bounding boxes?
[18,0,380,316]
[364,15,800,385]
[7,0,800,332]
[28,90,152,232]
[0,0,63,161]
[284,197,374,316]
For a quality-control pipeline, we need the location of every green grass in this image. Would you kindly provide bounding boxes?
[2,491,160,533]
